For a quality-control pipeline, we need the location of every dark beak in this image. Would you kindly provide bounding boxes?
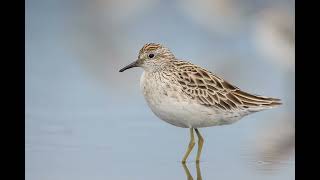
[119,60,139,72]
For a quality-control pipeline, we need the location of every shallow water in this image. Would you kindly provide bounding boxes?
[26,99,294,180]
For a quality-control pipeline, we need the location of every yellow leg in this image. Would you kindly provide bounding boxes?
[182,128,195,163]
[182,163,193,180]
[195,129,204,163]
[196,161,202,180]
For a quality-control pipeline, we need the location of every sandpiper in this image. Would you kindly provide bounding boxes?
[119,43,281,163]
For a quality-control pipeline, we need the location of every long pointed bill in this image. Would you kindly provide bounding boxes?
[119,60,139,72]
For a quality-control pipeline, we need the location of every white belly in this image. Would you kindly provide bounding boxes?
[140,72,242,128]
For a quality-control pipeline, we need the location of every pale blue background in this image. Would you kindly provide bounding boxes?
[26,0,294,179]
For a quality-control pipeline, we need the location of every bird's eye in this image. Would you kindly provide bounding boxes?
[148,53,155,58]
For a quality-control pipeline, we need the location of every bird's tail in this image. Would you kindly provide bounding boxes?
[232,90,282,112]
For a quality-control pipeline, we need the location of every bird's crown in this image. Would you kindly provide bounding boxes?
[138,43,175,60]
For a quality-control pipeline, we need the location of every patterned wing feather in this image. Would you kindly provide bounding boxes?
[172,61,282,111]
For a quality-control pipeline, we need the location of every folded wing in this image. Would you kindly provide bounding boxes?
[172,60,282,112]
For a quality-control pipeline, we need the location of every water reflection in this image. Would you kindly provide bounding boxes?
[182,163,202,180]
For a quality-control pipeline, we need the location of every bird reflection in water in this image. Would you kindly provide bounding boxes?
[182,163,202,180]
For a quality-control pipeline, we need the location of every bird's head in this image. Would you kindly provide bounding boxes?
[119,43,175,72]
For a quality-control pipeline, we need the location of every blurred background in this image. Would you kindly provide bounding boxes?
[26,0,295,179]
